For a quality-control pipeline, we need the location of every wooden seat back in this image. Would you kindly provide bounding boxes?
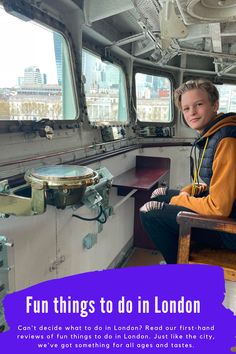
[177,211,236,281]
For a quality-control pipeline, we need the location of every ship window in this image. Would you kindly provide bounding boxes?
[216,84,236,113]
[82,49,128,123]
[0,6,76,121]
[135,73,172,123]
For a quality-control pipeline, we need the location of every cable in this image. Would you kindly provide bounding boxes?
[72,205,107,224]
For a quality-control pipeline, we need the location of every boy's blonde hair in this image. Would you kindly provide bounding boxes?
[174,79,219,110]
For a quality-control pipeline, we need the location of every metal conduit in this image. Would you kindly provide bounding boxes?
[0,138,137,168]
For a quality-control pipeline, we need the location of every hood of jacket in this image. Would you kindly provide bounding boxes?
[190,112,236,183]
[200,112,236,139]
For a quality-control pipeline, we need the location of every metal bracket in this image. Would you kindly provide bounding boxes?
[33,119,54,140]
[83,233,97,249]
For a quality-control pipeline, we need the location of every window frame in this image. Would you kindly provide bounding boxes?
[82,46,130,127]
[215,83,236,113]
[133,67,175,127]
[0,1,80,133]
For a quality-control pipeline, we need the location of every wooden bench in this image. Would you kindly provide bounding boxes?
[177,211,236,281]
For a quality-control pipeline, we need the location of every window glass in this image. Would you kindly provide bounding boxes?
[82,49,128,123]
[135,73,172,122]
[216,84,236,113]
[0,6,76,120]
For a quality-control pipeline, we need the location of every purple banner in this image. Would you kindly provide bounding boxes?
[1,265,236,353]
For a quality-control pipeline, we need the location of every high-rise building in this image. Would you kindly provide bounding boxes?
[18,77,24,86]
[18,66,47,86]
[23,66,42,85]
[53,32,63,86]
[42,73,47,85]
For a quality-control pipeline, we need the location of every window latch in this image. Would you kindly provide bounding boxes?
[33,119,54,140]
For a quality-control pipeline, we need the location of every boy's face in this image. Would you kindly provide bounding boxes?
[181,88,219,133]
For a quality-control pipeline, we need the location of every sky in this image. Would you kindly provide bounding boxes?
[0,6,58,87]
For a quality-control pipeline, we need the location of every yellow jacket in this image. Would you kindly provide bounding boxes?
[170,113,236,216]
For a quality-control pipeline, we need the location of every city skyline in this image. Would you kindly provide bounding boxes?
[0,7,58,87]
[17,65,47,86]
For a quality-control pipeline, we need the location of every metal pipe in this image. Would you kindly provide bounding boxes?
[133,56,236,77]
[177,47,236,61]
[113,33,146,47]
[0,138,137,168]
[113,188,138,212]
[217,64,236,76]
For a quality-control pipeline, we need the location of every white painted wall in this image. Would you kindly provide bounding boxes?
[0,146,191,292]
[0,207,57,292]
[140,146,192,189]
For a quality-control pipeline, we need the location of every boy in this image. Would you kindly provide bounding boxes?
[140,79,236,263]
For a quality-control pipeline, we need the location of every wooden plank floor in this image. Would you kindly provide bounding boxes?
[122,247,164,268]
